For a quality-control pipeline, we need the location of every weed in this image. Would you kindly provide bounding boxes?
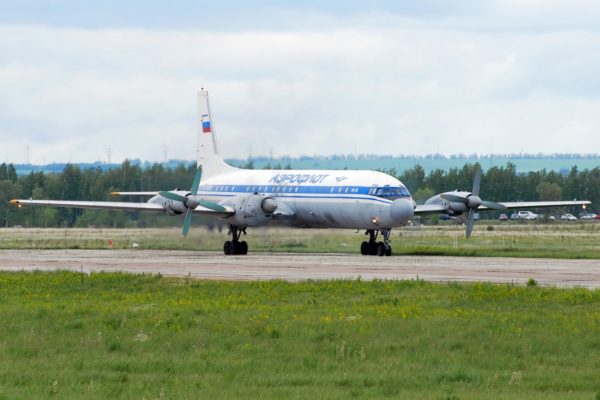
[527,278,538,287]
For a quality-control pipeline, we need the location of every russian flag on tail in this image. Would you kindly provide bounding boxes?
[201,114,212,134]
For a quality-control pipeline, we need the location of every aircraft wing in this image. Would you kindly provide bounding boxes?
[9,199,234,217]
[479,200,591,211]
[413,204,449,215]
[414,200,591,216]
[110,191,158,196]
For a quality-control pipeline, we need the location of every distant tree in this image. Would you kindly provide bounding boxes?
[412,187,436,205]
[536,182,562,201]
[0,180,22,227]
[0,163,17,182]
[399,165,425,192]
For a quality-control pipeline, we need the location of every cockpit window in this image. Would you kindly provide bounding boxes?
[373,186,410,199]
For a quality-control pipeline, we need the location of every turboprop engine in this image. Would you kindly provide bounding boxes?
[163,193,200,216]
[223,194,278,227]
[164,199,187,215]
[423,166,506,238]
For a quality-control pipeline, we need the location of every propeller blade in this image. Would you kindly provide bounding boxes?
[159,191,187,202]
[472,166,481,196]
[440,193,467,204]
[190,166,202,195]
[182,208,193,236]
[466,209,475,238]
[199,199,227,212]
[480,200,507,210]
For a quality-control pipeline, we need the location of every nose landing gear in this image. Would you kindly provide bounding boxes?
[224,225,248,255]
[360,229,392,257]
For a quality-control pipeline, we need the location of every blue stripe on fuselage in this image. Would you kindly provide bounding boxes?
[195,184,409,204]
[198,184,374,195]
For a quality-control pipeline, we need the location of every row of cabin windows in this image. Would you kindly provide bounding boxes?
[197,185,409,197]
[200,185,301,193]
[199,185,362,194]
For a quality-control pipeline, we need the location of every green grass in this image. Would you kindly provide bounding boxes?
[1,272,600,399]
[2,223,600,258]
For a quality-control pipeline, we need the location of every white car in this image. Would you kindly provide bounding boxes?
[517,211,539,220]
[580,213,597,221]
[561,213,578,221]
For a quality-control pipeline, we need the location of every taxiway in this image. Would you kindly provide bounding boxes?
[1,250,600,288]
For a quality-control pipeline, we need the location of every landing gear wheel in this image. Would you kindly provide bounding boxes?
[385,246,392,257]
[224,241,233,255]
[377,241,386,257]
[362,229,393,257]
[239,241,248,255]
[360,241,369,255]
[224,226,249,255]
[369,241,378,256]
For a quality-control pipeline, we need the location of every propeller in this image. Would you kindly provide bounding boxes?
[440,166,506,238]
[158,166,226,236]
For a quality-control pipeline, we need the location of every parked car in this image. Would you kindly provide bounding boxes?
[499,213,508,221]
[547,216,556,222]
[517,211,539,220]
[580,213,597,220]
[510,212,519,220]
[561,213,577,221]
[473,213,480,221]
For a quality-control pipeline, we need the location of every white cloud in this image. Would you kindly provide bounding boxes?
[0,17,600,163]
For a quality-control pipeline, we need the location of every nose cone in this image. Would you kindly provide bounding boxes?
[389,198,415,226]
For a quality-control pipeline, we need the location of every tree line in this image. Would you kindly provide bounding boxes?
[1,161,598,228]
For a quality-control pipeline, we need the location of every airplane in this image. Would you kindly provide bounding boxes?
[10,90,591,256]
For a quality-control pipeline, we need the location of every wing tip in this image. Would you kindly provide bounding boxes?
[110,192,120,196]
[9,199,22,208]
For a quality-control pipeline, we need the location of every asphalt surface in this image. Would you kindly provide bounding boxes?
[1,249,600,288]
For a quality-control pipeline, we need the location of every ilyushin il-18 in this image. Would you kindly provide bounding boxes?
[11,90,591,256]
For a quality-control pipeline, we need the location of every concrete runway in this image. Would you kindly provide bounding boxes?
[1,249,600,288]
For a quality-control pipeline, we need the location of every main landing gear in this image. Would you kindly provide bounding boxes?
[223,225,248,255]
[360,229,392,257]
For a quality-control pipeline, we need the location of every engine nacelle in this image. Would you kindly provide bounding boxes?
[223,194,277,227]
[164,200,187,216]
[447,202,467,215]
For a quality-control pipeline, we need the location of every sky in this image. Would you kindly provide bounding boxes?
[1,0,600,163]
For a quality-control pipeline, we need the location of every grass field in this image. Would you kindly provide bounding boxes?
[2,222,600,258]
[0,272,599,399]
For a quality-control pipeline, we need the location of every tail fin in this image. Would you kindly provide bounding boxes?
[197,89,237,179]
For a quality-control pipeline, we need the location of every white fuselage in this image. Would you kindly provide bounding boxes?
[196,169,415,229]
